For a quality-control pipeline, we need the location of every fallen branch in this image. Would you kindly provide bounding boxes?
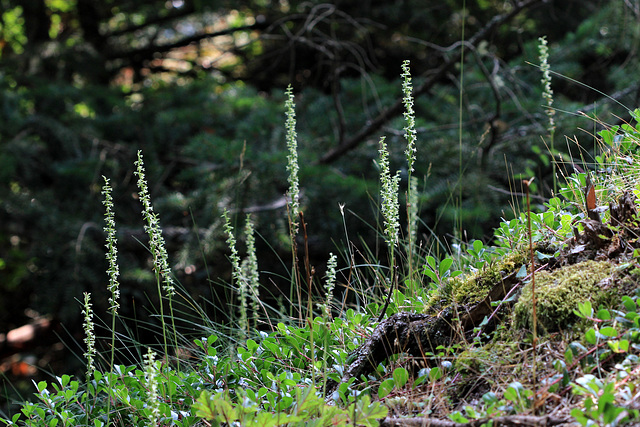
[381,414,570,427]
[326,269,523,395]
[0,317,56,359]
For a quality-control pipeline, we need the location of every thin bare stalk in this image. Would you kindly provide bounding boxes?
[525,178,538,410]
[299,212,314,319]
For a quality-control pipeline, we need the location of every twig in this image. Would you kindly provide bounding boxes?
[299,212,315,318]
[106,23,266,60]
[381,414,570,427]
[524,178,539,411]
[317,0,546,165]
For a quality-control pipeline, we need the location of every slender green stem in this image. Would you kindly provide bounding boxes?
[457,0,466,240]
[101,176,120,425]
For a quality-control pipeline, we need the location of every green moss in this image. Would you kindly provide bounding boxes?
[451,250,527,305]
[454,347,493,374]
[454,341,522,377]
[513,260,617,333]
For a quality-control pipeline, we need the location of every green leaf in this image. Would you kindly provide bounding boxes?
[570,408,589,426]
[598,389,615,411]
[464,406,480,419]
[574,301,593,319]
[246,339,259,354]
[622,296,636,312]
[449,412,469,423]
[608,339,629,353]
[392,367,408,389]
[292,387,322,415]
[426,255,436,271]
[575,375,602,396]
[59,374,70,387]
[516,264,528,279]
[564,347,574,364]
[482,391,498,406]
[276,395,293,411]
[599,326,618,337]
[599,129,614,146]
[536,251,554,261]
[439,257,453,278]
[618,339,629,352]
[354,395,388,426]
[553,359,566,373]
[193,390,238,422]
[596,309,611,320]
[35,408,45,419]
[413,375,426,388]
[504,383,522,402]
[253,411,279,427]
[429,366,442,382]
[423,269,438,283]
[450,270,463,278]
[503,381,531,411]
[378,378,395,398]
[585,328,597,345]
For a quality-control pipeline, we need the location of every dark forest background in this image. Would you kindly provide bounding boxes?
[1,0,639,403]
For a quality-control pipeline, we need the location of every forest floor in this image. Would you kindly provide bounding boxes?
[350,190,640,426]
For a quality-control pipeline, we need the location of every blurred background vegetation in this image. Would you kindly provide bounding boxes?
[1,0,639,403]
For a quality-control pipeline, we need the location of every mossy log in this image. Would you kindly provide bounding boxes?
[326,271,520,395]
[326,191,640,397]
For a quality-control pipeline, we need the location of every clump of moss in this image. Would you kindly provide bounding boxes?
[454,347,493,374]
[450,250,528,305]
[513,260,617,333]
[454,340,521,374]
